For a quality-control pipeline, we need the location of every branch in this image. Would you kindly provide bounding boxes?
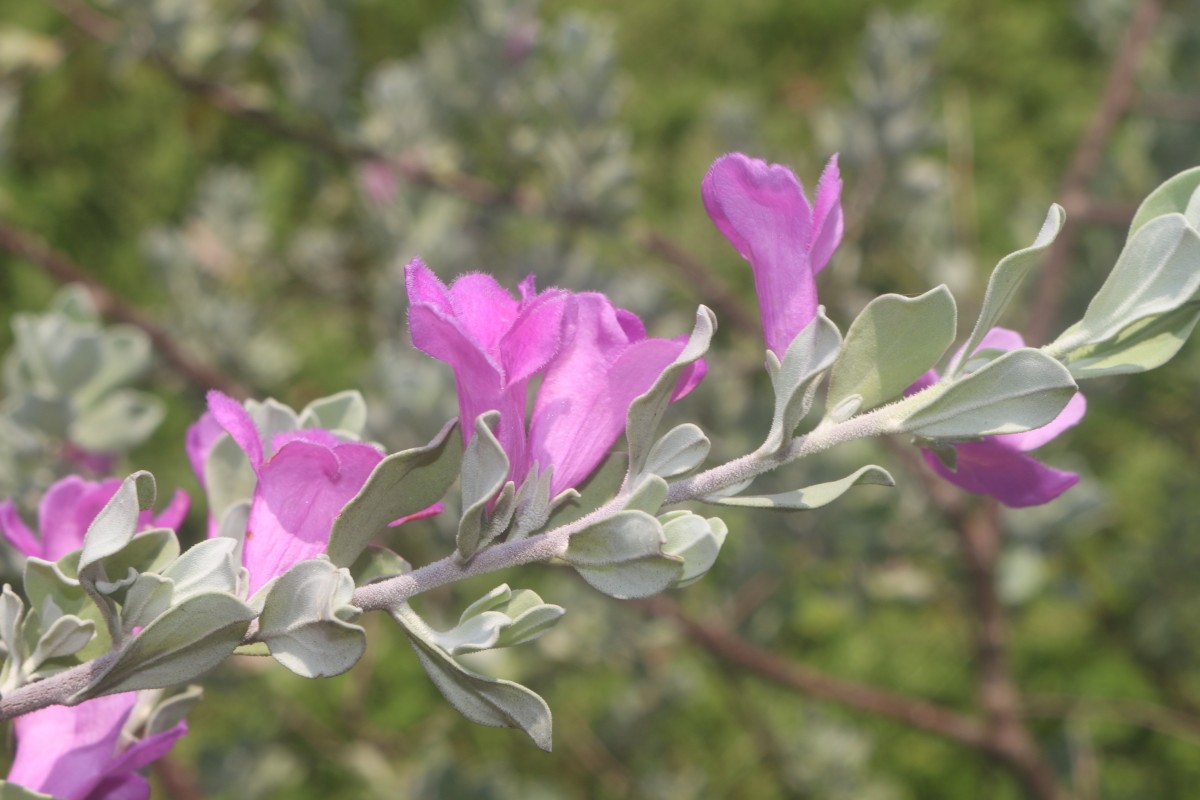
[1026,0,1163,345]
[0,220,248,399]
[635,595,989,748]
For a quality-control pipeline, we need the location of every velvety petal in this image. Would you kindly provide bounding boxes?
[104,721,187,776]
[447,272,522,354]
[8,693,136,800]
[702,153,818,356]
[530,295,691,493]
[185,411,225,489]
[808,155,844,274]
[922,440,1080,508]
[207,390,264,469]
[499,288,570,386]
[976,327,1026,353]
[0,499,40,559]
[242,440,382,594]
[85,773,149,800]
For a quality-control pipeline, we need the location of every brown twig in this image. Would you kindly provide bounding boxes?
[0,220,247,398]
[635,595,990,749]
[1026,0,1163,345]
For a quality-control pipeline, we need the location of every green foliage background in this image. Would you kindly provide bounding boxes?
[1,0,1199,797]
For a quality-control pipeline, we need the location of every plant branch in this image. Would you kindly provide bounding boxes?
[635,594,989,748]
[0,651,117,721]
[0,220,247,398]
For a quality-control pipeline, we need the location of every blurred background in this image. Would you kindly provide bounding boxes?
[1,0,1199,797]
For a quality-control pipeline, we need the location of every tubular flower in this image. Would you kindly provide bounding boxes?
[702,152,843,358]
[406,260,706,496]
[192,391,439,595]
[906,328,1088,507]
[0,480,189,800]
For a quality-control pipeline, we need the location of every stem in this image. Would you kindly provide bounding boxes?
[0,652,118,721]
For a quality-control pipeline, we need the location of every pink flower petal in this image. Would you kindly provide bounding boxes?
[242,440,383,594]
[922,441,1080,508]
[809,155,844,274]
[8,693,136,800]
[207,390,264,469]
[185,411,225,489]
[0,499,40,559]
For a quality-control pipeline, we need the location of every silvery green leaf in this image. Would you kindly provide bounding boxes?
[349,546,412,586]
[120,573,175,634]
[625,474,668,514]
[161,537,240,602]
[457,412,511,560]
[1046,215,1200,376]
[391,603,553,751]
[24,614,94,674]
[544,452,624,530]
[662,513,728,588]
[1055,302,1200,379]
[327,418,461,567]
[1129,166,1200,232]
[257,558,365,679]
[69,389,164,453]
[23,557,109,659]
[0,782,55,799]
[763,311,842,453]
[204,435,257,530]
[298,390,368,437]
[508,465,562,541]
[76,592,255,699]
[702,465,895,511]
[947,205,1065,377]
[827,286,956,414]
[459,584,514,622]
[79,471,156,571]
[642,423,710,479]
[91,529,181,592]
[0,585,25,670]
[897,349,1076,438]
[626,306,715,477]
[565,511,683,599]
[94,567,139,596]
[245,398,300,448]
[496,598,564,649]
[144,685,204,737]
[215,500,250,558]
[78,327,153,407]
[428,611,510,655]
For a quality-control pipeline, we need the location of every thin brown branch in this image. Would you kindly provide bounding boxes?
[1026,0,1163,344]
[1026,694,1200,747]
[0,220,247,399]
[956,502,1065,800]
[635,595,990,750]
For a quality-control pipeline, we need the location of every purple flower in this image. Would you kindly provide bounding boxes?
[702,152,843,358]
[0,476,189,563]
[907,328,1088,507]
[7,693,187,800]
[191,391,440,595]
[0,480,189,800]
[406,260,706,496]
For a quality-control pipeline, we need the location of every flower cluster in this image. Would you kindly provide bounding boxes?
[406,260,706,495]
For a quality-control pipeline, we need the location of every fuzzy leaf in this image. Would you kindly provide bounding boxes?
[161,538,240,603]
[1129,166,1200,233]
[948,205,1065,377]
[565,511,683,599]
[79,472,156,571]
[703,465,895,510]
[763,311,842,453]
[626,306,715,477]
[827,286,956,414]
[898,349,1077,438]
[327,418,461,567]
[662,514,728,587]
[298,390,368,435]
[642,423,710,479]
[257,558,365,678]
[457,412,512,560]
[392,603,553,751]
[76,592,255,699]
